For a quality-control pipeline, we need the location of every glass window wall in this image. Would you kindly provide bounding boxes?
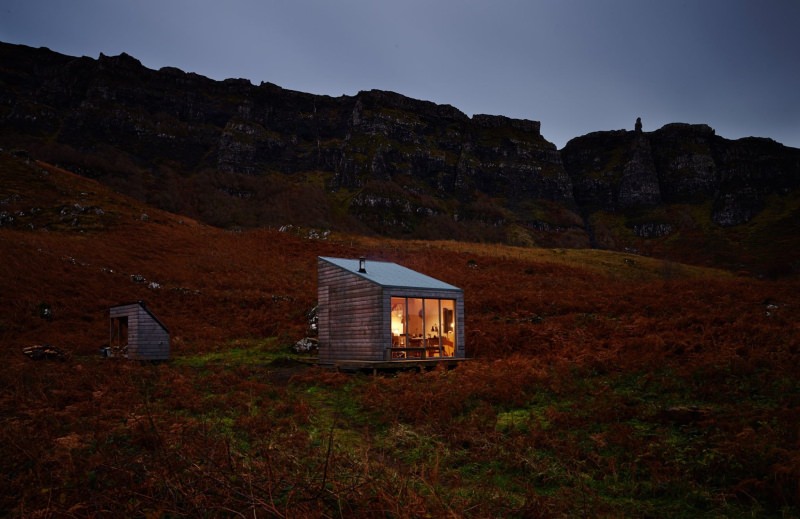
[390,296,456,358]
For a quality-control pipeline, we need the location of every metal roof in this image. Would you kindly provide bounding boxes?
[319,257,461,291]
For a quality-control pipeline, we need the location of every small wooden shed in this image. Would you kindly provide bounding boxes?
[317,256,465,364]
[108,301,170,360]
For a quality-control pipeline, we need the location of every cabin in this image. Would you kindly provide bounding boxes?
[317,256,465,366]
[108,301,170,360]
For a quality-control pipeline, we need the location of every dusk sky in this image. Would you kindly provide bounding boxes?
[2,0,799,149]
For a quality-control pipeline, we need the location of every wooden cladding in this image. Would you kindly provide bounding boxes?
[318,260,384,363]
[109,302,170,361]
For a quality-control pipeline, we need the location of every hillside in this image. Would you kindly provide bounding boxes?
[2,151,799,516]
[2,41,799,276]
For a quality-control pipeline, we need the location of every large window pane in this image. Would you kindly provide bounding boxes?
[441,300,456,357]
[389,297,457,358]
[391,297,406,346]
[424,299,441,356]
[406,298,424,338]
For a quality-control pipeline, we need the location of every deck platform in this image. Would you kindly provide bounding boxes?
[326,357,468,374]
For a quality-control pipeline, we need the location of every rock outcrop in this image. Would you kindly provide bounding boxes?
[0,42,580,242]
[562,121,800,227]
[2,42,799,272]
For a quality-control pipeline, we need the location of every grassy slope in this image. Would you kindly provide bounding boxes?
[1,153,799,517]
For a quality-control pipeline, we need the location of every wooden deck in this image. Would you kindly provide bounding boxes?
[325,357,468,374]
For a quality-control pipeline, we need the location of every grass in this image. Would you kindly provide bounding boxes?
[2,153,799,516]
[3,333,799,517]
[174,337,287,369]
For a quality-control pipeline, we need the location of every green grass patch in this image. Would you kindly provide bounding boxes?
[174,337,297,369]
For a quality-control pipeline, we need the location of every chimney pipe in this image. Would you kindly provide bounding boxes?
[358,257,367,273]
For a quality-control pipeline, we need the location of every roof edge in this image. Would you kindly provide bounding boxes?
[318,256,461,291]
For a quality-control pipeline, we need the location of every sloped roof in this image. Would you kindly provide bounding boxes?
[110,301,169,333]
[319,257,461,291]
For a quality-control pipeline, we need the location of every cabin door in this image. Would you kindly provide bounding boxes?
[110,316,129,355]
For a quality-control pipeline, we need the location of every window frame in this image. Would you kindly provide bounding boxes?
[390,296,457,358]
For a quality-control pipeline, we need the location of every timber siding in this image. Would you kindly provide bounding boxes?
[109,302,170,361]
[317,257,465,364]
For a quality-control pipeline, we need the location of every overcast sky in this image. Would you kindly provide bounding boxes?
[2,0,798,149]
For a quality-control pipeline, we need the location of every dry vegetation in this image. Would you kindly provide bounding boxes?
[1,153,799,517]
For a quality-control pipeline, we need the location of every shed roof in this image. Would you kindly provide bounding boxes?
[110,301,170,333]
[319,257,461,291]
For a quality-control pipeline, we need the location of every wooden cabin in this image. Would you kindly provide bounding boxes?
[317,256,465,365]
[108,301,170,360]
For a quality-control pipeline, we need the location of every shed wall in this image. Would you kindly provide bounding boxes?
[110,303,170,361]
[134,305,170,360]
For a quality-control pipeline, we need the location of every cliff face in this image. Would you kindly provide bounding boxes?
[562,130,661,212]
[2,42,799,273]
[561,123,800,228]
[0,42,579,243]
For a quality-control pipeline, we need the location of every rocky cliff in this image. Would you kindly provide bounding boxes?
[561,123,800,260]
[562,123,800,224]
[0,42,579,243]
[2,42,799,274]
